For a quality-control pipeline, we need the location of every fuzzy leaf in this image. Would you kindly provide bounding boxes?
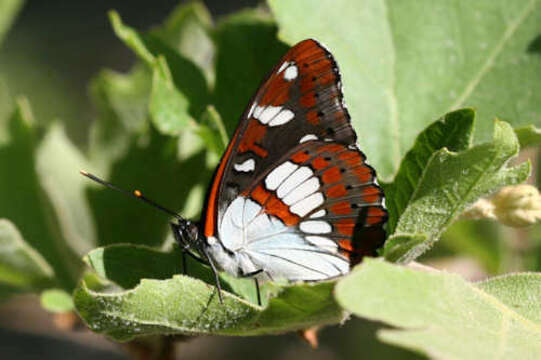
[0,219,54,292]
[384,120,530,262]
[477,273,541,324]
[74,244,343,341]
[269,0,541,179]
[384,108,475,234]
[335,259,541,360]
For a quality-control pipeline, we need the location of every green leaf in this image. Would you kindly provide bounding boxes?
[74,244,343,341]
[36,123,96,256]
[0,77,13,143]
[84,244,280,306]
[213,9,288,133]
[384,108,475,234]
[90,66,150,134]
[269,0,541,179]
[477,273,541,324]
[151,1,215,85]
[515,125,541,148]
[107,10,216,155]
[0,99,81,289]
[109,11,155,65]
[149,56,195,135]
[196,105,228,157]
[384,120,530,263]
[84,245,184,290]
[335,258,541,360]
[0,219,54,291]
[381,234,428,263]
[109,10,210,121]
[0,0,23,46]
[40,288,74,313]
[88,65,151,173]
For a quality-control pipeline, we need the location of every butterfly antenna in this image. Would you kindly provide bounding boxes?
[80,170,184,221]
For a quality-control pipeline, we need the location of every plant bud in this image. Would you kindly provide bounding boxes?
[492,184,541,227]
[462,198,496,220]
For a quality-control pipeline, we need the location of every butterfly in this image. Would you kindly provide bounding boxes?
[82,39,387,305]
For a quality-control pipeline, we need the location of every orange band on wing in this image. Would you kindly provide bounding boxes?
[204,131,239,237]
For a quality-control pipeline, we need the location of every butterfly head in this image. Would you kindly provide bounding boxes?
[171,219,203,252]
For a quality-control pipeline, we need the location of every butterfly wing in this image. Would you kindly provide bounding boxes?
[204,39,356,234]
[203,39,386,279]
[218,140,386,280]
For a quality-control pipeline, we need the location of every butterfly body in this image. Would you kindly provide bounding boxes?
[173,39,388,285]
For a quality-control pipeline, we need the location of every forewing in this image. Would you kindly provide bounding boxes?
[204,39,357,238]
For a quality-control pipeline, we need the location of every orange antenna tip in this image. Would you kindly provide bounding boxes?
[134,190,142,197]
[80,170,89,176]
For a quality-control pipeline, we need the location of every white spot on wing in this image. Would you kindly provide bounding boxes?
[253,105,263,119]
[233,158,255,172]
[276,166,313,198]
[309,209,326,218]
[254,105,282,124]
[284,65,298,81]
[300,220,332,234]
[305,236,338,252]
[283,177,319,205]
[278,61,289,73]
[290,192,324,217]
[299,134,318,143]
[247,102,256,118]
[269,109,294,126]
[265,161,298,190]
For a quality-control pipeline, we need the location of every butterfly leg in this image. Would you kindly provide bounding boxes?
[182,252,187,275]
[239,269,264,306]
[202,248,224,304]
[254,278,261,306]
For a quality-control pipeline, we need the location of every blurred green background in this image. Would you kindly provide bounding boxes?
[0,0,539,359]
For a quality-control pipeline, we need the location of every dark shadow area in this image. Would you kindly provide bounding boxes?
[0,327,127,360]
[86,125,211,247]
[527,33,541,54]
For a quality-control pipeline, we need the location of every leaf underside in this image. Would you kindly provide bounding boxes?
[335,259,541,360]
[74,245,344,341]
